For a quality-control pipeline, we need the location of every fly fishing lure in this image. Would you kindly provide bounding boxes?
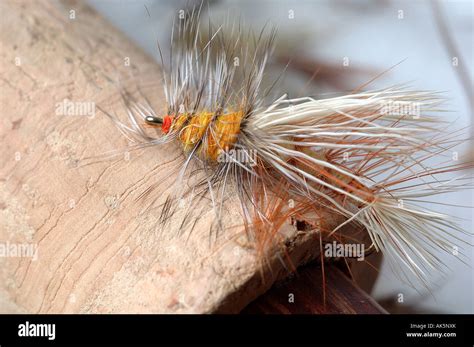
[100,6,472,287]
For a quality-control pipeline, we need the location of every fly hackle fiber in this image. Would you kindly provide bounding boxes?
[95,5,473,288]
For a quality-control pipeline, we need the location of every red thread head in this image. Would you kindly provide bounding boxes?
[161,115,173,133]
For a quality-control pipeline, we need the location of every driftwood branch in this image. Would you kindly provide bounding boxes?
[0,0,353,313]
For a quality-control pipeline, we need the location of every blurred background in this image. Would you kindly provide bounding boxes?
[88,0,473,313]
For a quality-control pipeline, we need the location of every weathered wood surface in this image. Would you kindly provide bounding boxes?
[242,262,386,314]
[0,0,354,313]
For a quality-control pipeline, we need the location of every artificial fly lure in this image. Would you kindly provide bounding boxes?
[97,6,472,288]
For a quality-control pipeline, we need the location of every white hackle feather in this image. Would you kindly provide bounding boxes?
[94,6,472,289]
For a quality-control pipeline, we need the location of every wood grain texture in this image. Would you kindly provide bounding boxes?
[242,262,386,314]
[0,0,351,314]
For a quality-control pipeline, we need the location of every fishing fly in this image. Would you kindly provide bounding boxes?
[97,5,472,287]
